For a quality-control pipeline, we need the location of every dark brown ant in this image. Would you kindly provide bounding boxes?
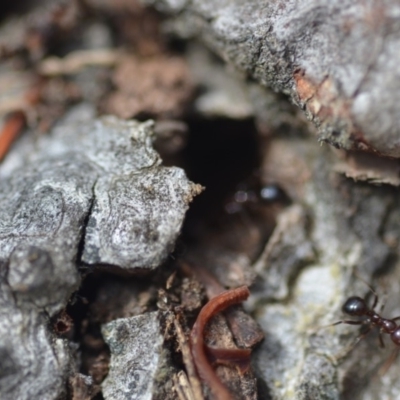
[334,280,400,349]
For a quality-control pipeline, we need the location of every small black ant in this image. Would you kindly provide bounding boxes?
[334,279,400,349]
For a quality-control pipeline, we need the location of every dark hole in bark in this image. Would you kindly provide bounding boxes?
[182,117,260,239]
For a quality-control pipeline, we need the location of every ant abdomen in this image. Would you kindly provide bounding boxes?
[391,328,400,345]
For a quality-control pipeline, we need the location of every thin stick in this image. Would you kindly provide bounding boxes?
[174,318,204,400]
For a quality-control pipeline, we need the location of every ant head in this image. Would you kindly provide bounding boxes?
[342,296,367,316]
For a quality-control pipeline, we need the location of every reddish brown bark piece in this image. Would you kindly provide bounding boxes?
[190,286,250,400]
[0,111,25,161]
[205,347,251,375]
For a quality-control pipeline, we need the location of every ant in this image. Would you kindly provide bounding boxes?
[333,278,400,349]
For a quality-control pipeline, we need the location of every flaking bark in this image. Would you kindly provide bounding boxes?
[144,0,400,157]
[0,104,200,399]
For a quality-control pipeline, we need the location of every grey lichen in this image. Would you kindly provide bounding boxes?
[251,204,315,302]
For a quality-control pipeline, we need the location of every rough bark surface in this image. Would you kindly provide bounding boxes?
[101,311,175,400]
[0,104,200,400]
[0,104,201,274]
[1,2,400,399]
[250,136,400,400]
[0,279,73,400]
[144,0,400,157]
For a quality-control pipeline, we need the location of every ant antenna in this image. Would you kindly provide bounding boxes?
[353,268,380,310]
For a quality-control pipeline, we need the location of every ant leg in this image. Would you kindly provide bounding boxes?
[353,269,380,309]
[332,320,364,326]
[378,347,400,376]
[353,326,373,346]
[334,326,372,361]
[311,319,363,335]
[378,331,385,349]
[343,324,372,352]
[378,290,389,313]
[392,316,400,322]
[371,292,379,310]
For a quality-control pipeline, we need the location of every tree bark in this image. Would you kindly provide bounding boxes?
[144,0,400,157]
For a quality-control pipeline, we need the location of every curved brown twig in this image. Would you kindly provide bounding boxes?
[190,286,250,400]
